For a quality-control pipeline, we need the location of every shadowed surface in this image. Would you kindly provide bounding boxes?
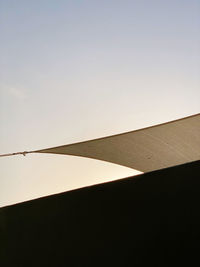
[36,114,200,172]
[0,160,200,266]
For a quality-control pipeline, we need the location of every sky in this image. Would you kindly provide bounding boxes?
[0,0,200,207]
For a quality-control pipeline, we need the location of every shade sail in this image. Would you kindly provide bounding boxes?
[35,114,200,172]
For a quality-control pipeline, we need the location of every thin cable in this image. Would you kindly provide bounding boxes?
[0,151,32,158]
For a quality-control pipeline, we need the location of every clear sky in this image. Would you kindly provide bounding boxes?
[0,0,200,207]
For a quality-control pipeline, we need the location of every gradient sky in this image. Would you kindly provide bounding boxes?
[0,0,200,207]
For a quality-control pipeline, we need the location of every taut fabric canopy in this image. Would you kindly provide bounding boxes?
[35,114,200,172]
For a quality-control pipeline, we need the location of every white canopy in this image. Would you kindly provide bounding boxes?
[35,114,200,172]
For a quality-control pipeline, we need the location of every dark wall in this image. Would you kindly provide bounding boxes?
[1,161,200,266]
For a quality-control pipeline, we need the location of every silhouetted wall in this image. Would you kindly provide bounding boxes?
[1,161,200,266]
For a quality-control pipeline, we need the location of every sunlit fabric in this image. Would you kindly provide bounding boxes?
[35,114,200,172]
